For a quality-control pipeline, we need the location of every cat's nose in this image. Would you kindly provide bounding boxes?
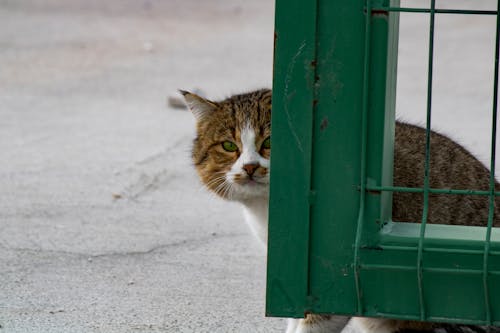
[242,163,260,176]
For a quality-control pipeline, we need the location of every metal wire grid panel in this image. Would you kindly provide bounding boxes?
[267,0,500,325]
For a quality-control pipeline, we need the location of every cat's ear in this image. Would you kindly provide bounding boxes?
[179,90,218,122]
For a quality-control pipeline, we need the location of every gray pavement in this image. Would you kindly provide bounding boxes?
[1,0,499,332]
[0,1,283,332]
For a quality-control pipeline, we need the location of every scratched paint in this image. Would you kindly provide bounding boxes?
[283,40,307,152]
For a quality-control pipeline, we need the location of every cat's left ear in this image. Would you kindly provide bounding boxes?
[179,90,218,122]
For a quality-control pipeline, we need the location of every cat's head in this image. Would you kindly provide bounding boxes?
[182,89,271,202]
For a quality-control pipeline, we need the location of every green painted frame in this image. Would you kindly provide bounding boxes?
[267,0,500,325]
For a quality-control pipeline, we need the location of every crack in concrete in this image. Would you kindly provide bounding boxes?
[0,232,245,260]
[112,137,189,201]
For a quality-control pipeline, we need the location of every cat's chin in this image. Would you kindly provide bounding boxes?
[230,181,269,202]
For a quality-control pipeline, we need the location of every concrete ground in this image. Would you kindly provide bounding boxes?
[0,1,282,332]
[0,0,498,332]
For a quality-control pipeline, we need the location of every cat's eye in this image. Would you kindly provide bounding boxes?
[261,137,271,150]
[222,141,238,152]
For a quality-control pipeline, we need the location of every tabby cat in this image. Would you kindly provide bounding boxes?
[182,89,499,333]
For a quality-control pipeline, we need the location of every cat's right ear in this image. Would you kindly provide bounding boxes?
[179,90,218,122]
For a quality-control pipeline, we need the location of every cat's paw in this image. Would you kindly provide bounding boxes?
[286,315,350,333]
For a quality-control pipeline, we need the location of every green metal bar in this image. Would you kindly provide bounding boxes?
[360,264,416,271]
[367,185,500,196]
[307,0,320,302]
[425,317,494,325]
[424,247,488,255]
[416,0,436,320]
[372,313,498,326]
[307,0,370,316]
[360,264,500,275]
[373,7,497,15]
[373,313,491,324]
[379,245,418,251]
[424,268,488,275]
[266,0,318,318]
[426,317,489,325]
[365,314,500,326]
[353,0,373,316]
[380,222,500,248]
[379,245,492,255]
[374,313,420,321]
[482,0,500,324]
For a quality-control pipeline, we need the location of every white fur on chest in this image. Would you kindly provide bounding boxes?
[241,197,269,247]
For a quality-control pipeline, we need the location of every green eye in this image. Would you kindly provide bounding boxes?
[262,137,271,149]
[222,141,238,152]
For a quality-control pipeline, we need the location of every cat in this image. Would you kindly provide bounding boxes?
[182,88,500,333]
[182,89,271,246]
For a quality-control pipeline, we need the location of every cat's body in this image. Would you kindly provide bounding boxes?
[393,122,500,227]
[183,89,499,333]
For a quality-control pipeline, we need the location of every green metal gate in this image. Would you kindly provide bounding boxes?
[267,0,500,325]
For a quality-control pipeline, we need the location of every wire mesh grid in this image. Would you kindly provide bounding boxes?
[356,0,500,324]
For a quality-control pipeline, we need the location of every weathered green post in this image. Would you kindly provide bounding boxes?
[267,0,398,318]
